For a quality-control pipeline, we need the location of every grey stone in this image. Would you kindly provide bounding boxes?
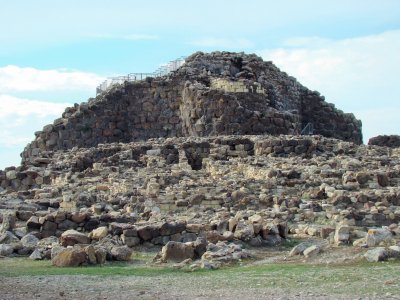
[29,249,43,260]
[334,225,350,244]
[0,244,14,256]
[0,231,20,245]
[161,241,194,262]
[111,245,133,261]
[21,234,39,250]
[366,228,393,247]
[52,247,87,267]
[303,245,320,258]
[122,235,141,247]
[0,213,16,233]
[60,229,90,246]
[388,245,400,258]
[364,247,388,262]
[289,242,314,256]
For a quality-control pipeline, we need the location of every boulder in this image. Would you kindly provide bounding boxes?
[41,221,58,238]
[26,216,41,230]
[161,241,194,262]
[122,228,138,237]
[6,170,17,180]
[16,211,34,221]
[29,249,43,260]
[201,242,251,264]
[188,194,205,206]
[376,173,389,187]
[71,212,87,223]
[60,229,90,246]
[21,234,39,250]
[355,172,370,185]
[201,260,221,270]
[365,228,393,247]
[58,219,77,231]
[94,246,107,264]
[159,222,186,236]
[122,235,140,247]
[111,245,132,261]
[37,236,59,248]
[0,213,16,233]
[388,245,400,258]
[0,244,14,256]
[249,236,263,247]
[303,245,320,258]
[0,231,20,245]
[137,225,160,241]
[84,245,97,264]
[233,220,254,242]
[334,225,350,244]
[52,247,87,267]
[193,237,208,258]
[51,245,65,259]
[364,247,388,262]
[289,242,314,256]
[89,226,108,240]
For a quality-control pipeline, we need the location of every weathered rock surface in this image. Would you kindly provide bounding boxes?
[365,228,393,247]
[161,241,195,262]
[19,51,362,175]
[368,135,400,148]
[0,52,399,269]
[0,244,14,256]
[110,245,132,261]
[60,230,90,247]
[51,247,87,267]
[364,247,388,262]
[89,226,108,240]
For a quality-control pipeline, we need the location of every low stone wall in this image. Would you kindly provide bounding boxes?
[21,210,287,247]
[368,135,400,148]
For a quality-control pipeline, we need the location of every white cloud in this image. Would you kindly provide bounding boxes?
[258,30,400,141]
[0,94,70,152]
[0,65,104,92]
[0,94,70,118]
[190,37,255,49]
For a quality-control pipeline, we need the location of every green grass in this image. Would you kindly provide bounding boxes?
[1,257,399,297]
[281,237,301,248]
[0,258,178,277]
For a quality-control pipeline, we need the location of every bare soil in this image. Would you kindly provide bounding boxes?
[1,246,399,300]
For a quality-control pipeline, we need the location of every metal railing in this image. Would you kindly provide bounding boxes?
[96,57,186,95]
[301,123,314,135]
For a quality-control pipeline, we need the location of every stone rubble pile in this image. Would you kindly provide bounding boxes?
[0,134,399,266]
[0,52,398,266]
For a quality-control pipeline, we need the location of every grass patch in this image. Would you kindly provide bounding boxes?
[281,237,301,249]
[1,257,399,297]
[0,258,178,277]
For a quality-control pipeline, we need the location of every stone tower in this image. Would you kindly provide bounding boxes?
[21,51,362,164]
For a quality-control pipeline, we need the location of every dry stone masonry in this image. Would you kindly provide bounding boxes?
[1,51,399,268]
[21,51,362,165]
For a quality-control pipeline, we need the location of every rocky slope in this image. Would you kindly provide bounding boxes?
[0,52,398,268]
[1,134,400,265]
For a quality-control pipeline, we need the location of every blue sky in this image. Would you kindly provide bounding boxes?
[0,0,399,169]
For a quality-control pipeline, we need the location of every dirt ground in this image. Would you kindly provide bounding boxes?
[1,246,399,300]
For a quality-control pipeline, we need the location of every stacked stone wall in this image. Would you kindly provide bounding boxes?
[19,51,363,166]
